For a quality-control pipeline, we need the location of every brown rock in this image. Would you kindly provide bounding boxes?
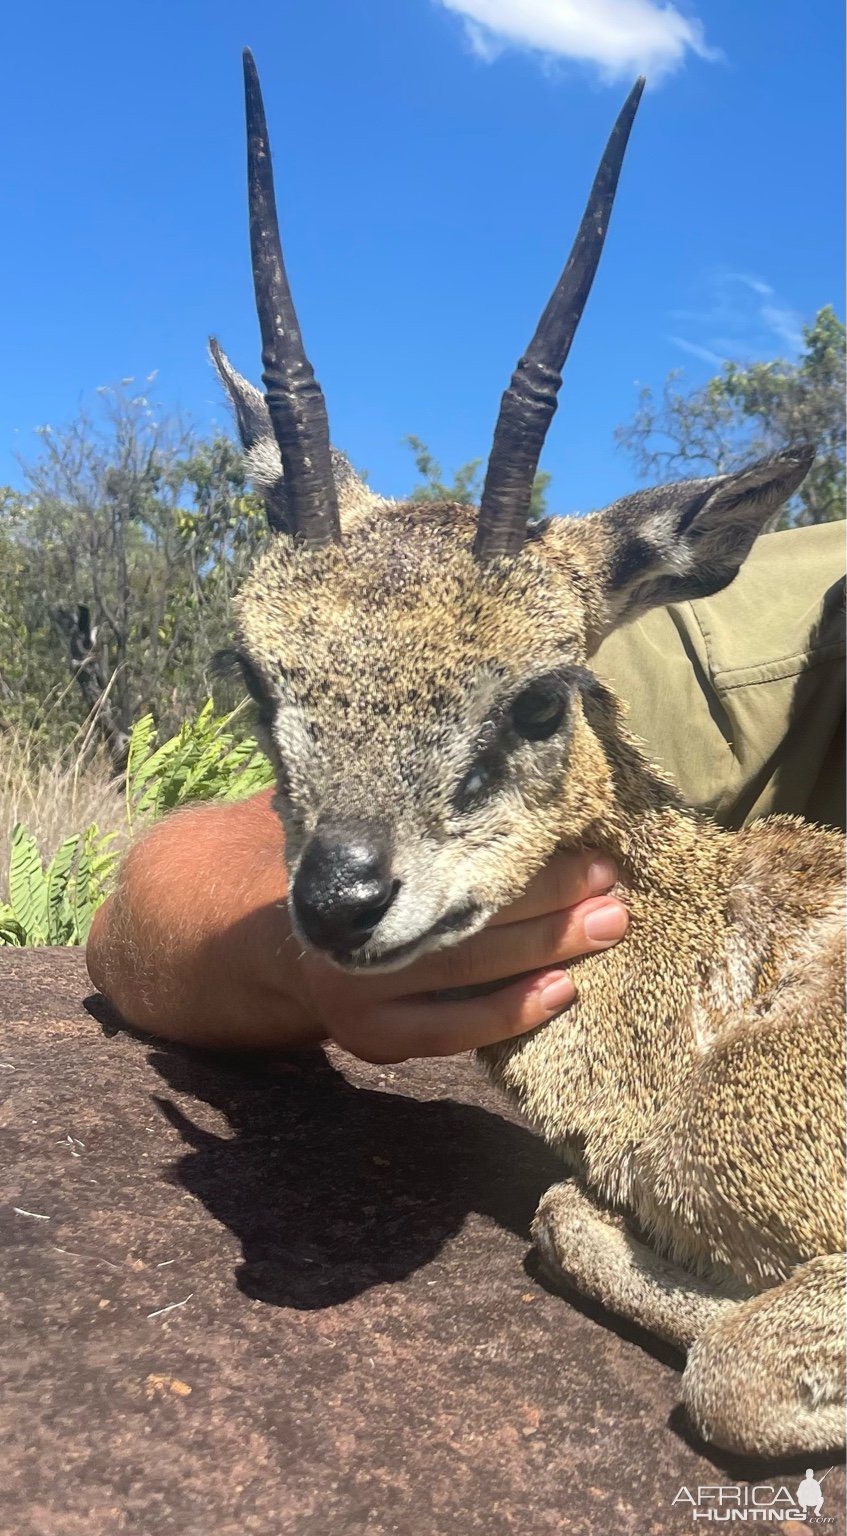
[0,950,842,1535]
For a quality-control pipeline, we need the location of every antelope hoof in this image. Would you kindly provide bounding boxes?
[532,1179,625,1292]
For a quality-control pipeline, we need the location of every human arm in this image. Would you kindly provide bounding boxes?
[85,787,627,1063]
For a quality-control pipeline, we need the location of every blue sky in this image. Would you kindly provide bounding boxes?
[1,0,843,514]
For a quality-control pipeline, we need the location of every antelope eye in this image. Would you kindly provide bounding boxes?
[511,687,566,741]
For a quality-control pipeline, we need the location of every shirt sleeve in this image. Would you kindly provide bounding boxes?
[591,521,845,831]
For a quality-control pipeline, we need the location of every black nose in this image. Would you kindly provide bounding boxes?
[292,832,399,954]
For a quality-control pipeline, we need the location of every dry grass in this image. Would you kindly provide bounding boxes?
[0,728,128,902]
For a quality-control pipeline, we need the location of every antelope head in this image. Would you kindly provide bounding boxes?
[213,51,813,971]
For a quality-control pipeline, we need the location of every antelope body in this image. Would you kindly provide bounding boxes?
[213,52,846,1456]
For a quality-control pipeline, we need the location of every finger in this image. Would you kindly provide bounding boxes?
[301,850,622,1009]
[349,969,577,1063]
[488,850,619,926]
[401,896,629,993]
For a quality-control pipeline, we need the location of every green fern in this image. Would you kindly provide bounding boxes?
[125,699,273,829]
[2,699,274,946]
[0,904,25,946]
[3,821,122,947]
[45,832,81,944]
[8,825,49,944]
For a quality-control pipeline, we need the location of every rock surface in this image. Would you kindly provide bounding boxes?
[1,949,842,1535]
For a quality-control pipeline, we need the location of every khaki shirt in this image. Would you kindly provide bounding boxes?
[593,521,846,831]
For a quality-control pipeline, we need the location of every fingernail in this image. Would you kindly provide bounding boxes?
[586,857,618,895]
[584,902,628,943]
[537,972,575,1012]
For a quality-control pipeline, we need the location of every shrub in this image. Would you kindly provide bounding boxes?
[0,700,272,946]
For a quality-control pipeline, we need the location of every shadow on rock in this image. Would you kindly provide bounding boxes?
[665,1402,845,1482]
[147,1042,563,1311]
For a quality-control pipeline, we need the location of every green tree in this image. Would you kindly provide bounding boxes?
[616,307,845,529]
[404,435,551,520]
[2,383,562,775]
[0,381,266,766]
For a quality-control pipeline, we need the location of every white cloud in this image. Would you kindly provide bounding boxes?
[669,271,807,370]
[759,304,804,353]
[724,272,774,299]
[436,0,718,84]
[668,336,725,368]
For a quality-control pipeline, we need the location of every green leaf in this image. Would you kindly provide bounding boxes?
[0,903,25,946]
[73,836,94,942]
[8,824,49,944]
[125,714,158,829]
[46,833,81,945]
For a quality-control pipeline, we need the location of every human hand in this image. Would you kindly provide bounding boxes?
[299,850,628,1063]
[87,789,627,1062]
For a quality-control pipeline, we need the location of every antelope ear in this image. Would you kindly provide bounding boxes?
[209,337,387,532]
[579,446,815,650]
[209,338,291,531]
[209,337,272,452]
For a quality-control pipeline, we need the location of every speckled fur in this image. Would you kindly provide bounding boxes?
[216,354,845,1457]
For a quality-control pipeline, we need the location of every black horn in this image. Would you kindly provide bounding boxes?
[475,77,645,562]
[243,48,341,546]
